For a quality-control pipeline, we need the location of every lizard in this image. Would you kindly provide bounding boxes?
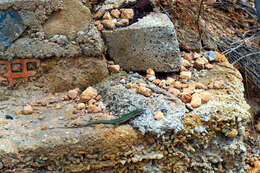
[58,108,145,128]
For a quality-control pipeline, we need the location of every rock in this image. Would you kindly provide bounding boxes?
[183,52,193,61]
[194,57,209,69]
[152,79,161,85]
[103,11,112,20]
[108,65,120,72]
[80,87,98,102]
[87,104,102,113]
[111,9,120,18]
[180,71,192,80]
[102,13,181,72]
[136,86,152,97]
[22,105,34,115]
[43,0,92,40]
[102,19,115,30]
[204,51,217,61]
[195,82,205,89]
[190,93,202,108]
[168,87,181,96]
[94,9,104,19]
[166,77,175,85]
[146,68,155,76]
[158,80,167,89]
[205,63,213,69]
[181,93,192,103]
[88,99,96,105]
[40,125,47,131]
[174,81,182,89]
[214,51,226,62]
[95,95,102,101]
[182,87,194,95]
[68,89,79,99]
[182,59,191,67]
[200,91,212,103]
[115,19,129,27]
[120,9,134,19]
[180,66,188,72]
[153,111,164,120]
[76,103,85,110]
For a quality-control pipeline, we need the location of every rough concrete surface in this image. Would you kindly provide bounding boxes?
[0,57,109,94]
[103,12,182,72]
[0,61,251,172]
[0,0,105,60]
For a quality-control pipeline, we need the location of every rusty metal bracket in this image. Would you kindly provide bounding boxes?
[0,59,40,87]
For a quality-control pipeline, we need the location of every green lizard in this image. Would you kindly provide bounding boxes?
[59,108,145,128]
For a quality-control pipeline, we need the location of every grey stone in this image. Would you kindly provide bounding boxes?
[204,51,217,62]
[0,9,26,52]
[95,73,186,135]
[102,12,181,72]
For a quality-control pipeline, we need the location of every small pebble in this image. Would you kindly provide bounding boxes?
[22,105,34,115]
[194,57,208,69]
[68,89,78,99]
[182,59,191,67]
[115,19,129,27]
[95,95,102,101]
[214,51,226,62]
[166,77,175,85]
[204,51,216,61]
[108,65,120,72]
[180,71,192,80]
[41,125,47,131]
[146,68,155,76]
[87,105,102,113]
[152,79,161,85]
[195,82,205,89]
[76,103,85,110]
[158,80,167,89]
[102,11,112,20]
[153,111,164,120]
[102,20,115,30]
[174,81,182,89]
[183,52,193,61]
[88,99,96,105]
[205,63,213,69]
[181,93,192,103]
[94,10,104,19]
[200,91,212,103]
[80,87,98,102]
[136,86,152,97]
[111,9,121,18]
[120,78,126,84]
[168,87,180,96]
[120,9,134,19]
[191,93,202,108]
